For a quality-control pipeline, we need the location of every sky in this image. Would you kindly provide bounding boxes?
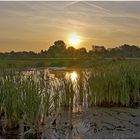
[0,1,140,52]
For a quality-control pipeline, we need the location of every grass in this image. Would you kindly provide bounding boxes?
[88,61,140,107]
[0,69,53,138]
[0,59,140,138]
[0,58,89,69]
[60,77,75,109]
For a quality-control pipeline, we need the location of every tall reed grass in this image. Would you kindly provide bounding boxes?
[0,69,54,138]
[88,61,140,107]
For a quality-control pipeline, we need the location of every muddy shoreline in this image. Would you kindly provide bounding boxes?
[42,107,140,139]
[1,107,139,139]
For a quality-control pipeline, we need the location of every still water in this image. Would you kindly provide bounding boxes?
[22,68,90,113]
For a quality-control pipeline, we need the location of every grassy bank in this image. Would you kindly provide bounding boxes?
[0,58,91,68]
[0,55,113,69]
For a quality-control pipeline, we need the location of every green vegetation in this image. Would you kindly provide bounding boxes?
[0,70,50,138]
[88,61,140,107]
[0,41,140,60]
[0,69,76,138]
[0,40,140,69]
[0,60,140,138]
[0,58,74,68]
[0,57,98,69]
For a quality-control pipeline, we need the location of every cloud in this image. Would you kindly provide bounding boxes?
[0,1,140,51]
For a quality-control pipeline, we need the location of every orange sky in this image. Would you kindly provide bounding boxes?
[0,1,140,52]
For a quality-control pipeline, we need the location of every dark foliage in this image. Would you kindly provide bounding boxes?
[0,40,140,59]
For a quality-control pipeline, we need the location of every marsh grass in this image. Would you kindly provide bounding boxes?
[0,69,54,138]
[60,77,74,110]
[89,61,140,107]
[0,69,22,128]
[0,61,140,138]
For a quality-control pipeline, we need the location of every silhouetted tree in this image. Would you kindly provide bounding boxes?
[66,46,76,57]
[47,40,66,57]
[107,44,140,57]
[76,48,87,57]
[0,42,140,59]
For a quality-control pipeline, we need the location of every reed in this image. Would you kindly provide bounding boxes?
[0,69,22,129]
[0,60,140,138]
[0,69,53,138]
[89,61,140,107]
[60,77,74,109]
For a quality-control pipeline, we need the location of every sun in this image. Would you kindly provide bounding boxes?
[69,33,80,46]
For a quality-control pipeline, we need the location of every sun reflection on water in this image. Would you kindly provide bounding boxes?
[65,71,78,82]
[70,71,78,81]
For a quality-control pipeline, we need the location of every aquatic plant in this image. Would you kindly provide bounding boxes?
[89,61,140,107]
[0,69,53,138]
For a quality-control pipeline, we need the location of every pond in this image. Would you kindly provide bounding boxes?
[22,67,90,113]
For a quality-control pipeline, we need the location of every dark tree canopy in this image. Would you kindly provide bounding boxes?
[47,40,66,57]
[54,40,66,50]
[0,41,140,59]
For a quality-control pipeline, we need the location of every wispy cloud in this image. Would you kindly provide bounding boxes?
[0,1,140,51]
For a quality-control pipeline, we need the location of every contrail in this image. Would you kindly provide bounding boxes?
[61,0,82,9]
[83,1,113,16]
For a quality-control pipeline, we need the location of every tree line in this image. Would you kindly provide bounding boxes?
[0,40,140,59]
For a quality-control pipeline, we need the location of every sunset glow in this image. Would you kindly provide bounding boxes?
[69,33,80,47]
[0,1,140,52]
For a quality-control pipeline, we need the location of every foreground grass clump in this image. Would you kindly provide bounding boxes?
[89,61,140,107]
[0,69,53,138]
